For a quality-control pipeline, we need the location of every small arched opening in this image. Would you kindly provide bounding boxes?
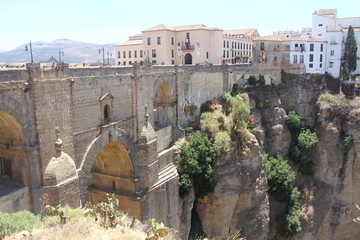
[185,53,192,65]
[103,104,111,124]
[154,83,174,128]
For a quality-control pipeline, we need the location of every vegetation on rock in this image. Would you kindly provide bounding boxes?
[286,110,318,175]
[262,154,302,236]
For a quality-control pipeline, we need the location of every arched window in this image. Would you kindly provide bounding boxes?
[104,104,110,124]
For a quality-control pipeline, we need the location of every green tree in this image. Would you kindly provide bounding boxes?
[343,25,358,77]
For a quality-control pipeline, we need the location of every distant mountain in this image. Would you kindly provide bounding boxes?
[0,39,116,64]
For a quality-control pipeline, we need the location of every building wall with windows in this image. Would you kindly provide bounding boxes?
[312,9,360,77]
[115,24,256,66]
[254,35,326,74]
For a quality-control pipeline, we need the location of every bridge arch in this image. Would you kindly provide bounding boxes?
[79,135,140,218]
[0,94,35,212]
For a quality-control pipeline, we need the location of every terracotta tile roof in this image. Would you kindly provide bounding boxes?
[254,35,325,42]
[116,39,143,46]
[223,29,258,37]
[315,9,337,16]
[142,24,222,32]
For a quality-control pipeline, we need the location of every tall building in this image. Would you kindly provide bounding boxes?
[311,9,360,78]
[115,24,259,66]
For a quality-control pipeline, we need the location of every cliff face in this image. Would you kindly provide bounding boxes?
[191,73,360,240]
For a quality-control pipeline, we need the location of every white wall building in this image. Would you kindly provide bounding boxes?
[311,9,360,78]
[115,25,259,66]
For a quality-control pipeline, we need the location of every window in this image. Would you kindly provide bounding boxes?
[129,51,131,58]
[320,63,323,68]
[118,61,121,65]
[171,50,174,58]
[309,63,313,68]
[330,50,334,56]
[293,55,298,64]
[123,61,126,66]
[129,61,132,65]
[309,54,314,62]
[329,62,334,68]
[227,41,229,48]
[274,56,277,61]
[320,54,323,62]
[232,42,234,49]
[123,51,126,58]
[223,41,225,48]
[232,50,234,57]
[171,37,174,45]
[260,42,265,51]
[310,43,314,51]
[118,51,121,58]
[104,104,110,123]
[319,24,323,26]
[171,60,175,64]
[318,34,322,36]
[238,43,240,49]
[147,37,151,45]
[140,50,143,58]
[223,50,225,58]
[152,49,156,58]
[134,50,137,58]
[227,50,229,58]
[320,44,323,52]
[157,37,161,45]
[152,60,156,65]
[206,52,209,59]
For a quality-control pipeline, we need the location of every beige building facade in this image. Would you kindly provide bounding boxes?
[115,24,259,66]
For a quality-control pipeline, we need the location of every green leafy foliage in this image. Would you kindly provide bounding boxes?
[285,110,301,137]
[298,129,318,150]
[285,110,318,175]
[200,112,220,136]
[317,93,339,107]
[248,75,257,86]
[179,131,217,198]
[223,93,250,129]
[343,25,358,77]
[262,154,302,236]
[84,193,124,228]
[262,154,295,202]
[146,218,169,240]
[214,131,231,154]
[0,211,40,239]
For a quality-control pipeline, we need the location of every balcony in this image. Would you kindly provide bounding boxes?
[294,47,306,52]
[330,42,338,45]
[181,45,194,51]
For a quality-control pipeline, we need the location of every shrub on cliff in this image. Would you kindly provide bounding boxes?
[178,131,217,198]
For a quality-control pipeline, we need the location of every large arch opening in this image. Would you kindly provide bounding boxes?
[154,83,174,128]
[0,110,29,198]
[86,141,140,218]
[185,53,192,65]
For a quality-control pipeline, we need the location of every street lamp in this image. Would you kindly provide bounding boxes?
[25,41,34,63]
[99,47,105,66]
[59,50,64,63]
[107,52,112,65]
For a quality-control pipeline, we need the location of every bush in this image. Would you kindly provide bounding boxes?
[179,131,217,198]
[298,129,318,150]
[214,131,231,154]
[317,93,339,107]
[0,211,40,238]
[248,75,257,86]
[200,112,219,136]
[285,110,301,136]
[262,154,295,202]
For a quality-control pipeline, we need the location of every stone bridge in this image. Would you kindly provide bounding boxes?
[0,62,280,229]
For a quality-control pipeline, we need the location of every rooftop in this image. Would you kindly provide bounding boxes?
[142,24,222,32]
[254,35,325,42]
[314,9,337,16]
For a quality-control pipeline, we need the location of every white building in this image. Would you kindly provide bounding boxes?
[311,9,360,78]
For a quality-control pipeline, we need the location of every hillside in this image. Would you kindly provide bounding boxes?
[0,39,116,64]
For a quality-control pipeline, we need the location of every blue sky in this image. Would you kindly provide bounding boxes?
[0,0,359,51]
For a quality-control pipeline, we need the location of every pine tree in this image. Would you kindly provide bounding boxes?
[343,25,358,77]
